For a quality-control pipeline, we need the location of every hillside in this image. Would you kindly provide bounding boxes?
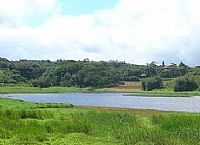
[0,57,200,92]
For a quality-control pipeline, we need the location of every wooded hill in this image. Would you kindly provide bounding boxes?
[0,57,199,89]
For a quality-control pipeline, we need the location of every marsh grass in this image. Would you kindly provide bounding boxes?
[0,109,93,144]
[34,103,73,109]
[0,98,200,144]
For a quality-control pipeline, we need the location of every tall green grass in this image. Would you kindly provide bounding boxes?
[0,98,200,144]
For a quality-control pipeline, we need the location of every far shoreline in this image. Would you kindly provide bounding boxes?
[1,86,200,97]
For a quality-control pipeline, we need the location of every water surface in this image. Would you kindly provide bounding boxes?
[3,93,200,112]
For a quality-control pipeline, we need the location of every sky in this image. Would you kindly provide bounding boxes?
[0,0,200,66]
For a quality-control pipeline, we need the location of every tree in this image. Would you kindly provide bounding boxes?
[142,77,163,91]
[162,61,165,67]
[144,66,157,77]
[179,61,188,68]
[178,62,189,76]
[174,77,198,92]
[0,70,26,84]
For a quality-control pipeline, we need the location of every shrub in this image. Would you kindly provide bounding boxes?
[142,77,163,91]
[174,77,198,92]
[35,103,73,109]
[124,76,140,82]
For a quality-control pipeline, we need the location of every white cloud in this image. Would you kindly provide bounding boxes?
[0,0,200,66]
[0,0,59,27]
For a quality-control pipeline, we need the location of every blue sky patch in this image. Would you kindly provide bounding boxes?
[59,0,119,15]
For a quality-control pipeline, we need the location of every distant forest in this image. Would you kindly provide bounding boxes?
[0,57,199,88]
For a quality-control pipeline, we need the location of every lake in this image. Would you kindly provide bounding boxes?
[2,93,200,112]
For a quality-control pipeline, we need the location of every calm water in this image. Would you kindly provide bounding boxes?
[2,93,200,112]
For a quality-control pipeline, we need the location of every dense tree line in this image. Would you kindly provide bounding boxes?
[0,57,194,89]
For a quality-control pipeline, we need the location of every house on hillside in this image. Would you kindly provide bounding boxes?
[163,63,177,71]
[139,74,147,78]
[196,66,200,68]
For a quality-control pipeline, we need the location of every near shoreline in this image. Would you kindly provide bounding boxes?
[0,98,200,144]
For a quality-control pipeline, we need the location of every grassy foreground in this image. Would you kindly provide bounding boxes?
[0,98,200,145]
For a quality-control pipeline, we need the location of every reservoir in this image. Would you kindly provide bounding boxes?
[2,93,200,112]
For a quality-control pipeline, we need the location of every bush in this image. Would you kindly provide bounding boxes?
[31,78,51,88]
[142,77,163,91]
[124,76,140,82]
[174,77,198,92]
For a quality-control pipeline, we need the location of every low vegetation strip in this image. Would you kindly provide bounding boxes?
[0,86,94,94]
[1,86,200,97]
[125,90,200,97]
[0,98,200,145]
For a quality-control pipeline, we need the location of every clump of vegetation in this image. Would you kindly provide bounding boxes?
[142,77,163,91]
[174,77,198,92]
[35,103,73,109]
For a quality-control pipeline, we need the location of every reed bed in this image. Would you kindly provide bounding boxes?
[0,98,200,144]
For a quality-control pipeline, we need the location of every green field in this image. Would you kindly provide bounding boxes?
[0,98,200,145]
[0,86,94,94]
